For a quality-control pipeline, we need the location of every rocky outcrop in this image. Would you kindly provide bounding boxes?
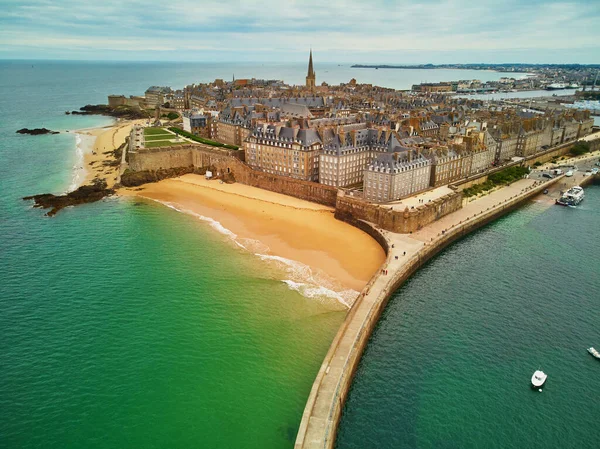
[16,128,59,135]
[71,104,152,120]
[120,166,213,187]
[23,180,115,217]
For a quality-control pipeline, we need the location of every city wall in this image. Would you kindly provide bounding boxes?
[127,145,338,207]
[295,177,561,449]
[335,190,463,234]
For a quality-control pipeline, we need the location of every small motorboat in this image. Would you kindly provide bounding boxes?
[588,347,600,360]
[531,370,547,388]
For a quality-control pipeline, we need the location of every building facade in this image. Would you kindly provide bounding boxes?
[364,152,431,202]
[244,125,322,181]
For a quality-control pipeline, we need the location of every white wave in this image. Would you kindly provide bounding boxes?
[257,254,358,307]
[67,133,94,192]
[152,200,238,241]
[282,280,356,307]
[149,199,356,307]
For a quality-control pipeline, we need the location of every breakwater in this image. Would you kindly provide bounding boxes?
[294,176,561,449]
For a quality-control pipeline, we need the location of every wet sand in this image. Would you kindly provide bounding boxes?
[122,174,386,295]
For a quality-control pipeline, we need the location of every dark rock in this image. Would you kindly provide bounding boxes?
[71,104,152,120]
[16,128,59,135]
[23,180,115,217]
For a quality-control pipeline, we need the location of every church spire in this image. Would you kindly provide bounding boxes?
[306,49,316,90]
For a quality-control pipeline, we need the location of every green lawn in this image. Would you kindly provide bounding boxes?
[144,127,171,136]
[144,134,176,141]
[144,140,186,148]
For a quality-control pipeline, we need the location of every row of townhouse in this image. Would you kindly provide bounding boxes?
[485,113,594,163]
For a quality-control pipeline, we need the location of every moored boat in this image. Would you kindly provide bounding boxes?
[531,370,548,388]
[556,186,584,206]
[588,347,600,360]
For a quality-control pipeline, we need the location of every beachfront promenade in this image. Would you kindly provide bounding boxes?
[294,174,564,449]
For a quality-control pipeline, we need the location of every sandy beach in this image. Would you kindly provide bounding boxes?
[123,174,386,298]
[77,120,143,188]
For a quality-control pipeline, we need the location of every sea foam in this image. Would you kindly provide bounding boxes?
[149,199,356,307]
[67,133,94,192]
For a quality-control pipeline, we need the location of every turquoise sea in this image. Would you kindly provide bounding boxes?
[337,189,600,448]
[0,61,350,449]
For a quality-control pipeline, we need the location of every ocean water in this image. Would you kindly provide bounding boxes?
[0,61,350,449]
[336,188,600,449]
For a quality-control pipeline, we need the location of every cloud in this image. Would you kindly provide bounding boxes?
[0,0,599,62]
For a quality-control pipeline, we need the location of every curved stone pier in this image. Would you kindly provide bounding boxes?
[295,177,560,449]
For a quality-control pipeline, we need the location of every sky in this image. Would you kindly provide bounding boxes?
[1,0,599,63]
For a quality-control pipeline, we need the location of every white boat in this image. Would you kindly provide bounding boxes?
[546,83,567,90]
[588,347,600,360]
[556,185,584,206]
[531,370,547,388]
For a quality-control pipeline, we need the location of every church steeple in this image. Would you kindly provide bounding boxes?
[306,49,316,90]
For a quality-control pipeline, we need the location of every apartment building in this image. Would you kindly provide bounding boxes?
[363,152,431,202]
[244,125,322,181]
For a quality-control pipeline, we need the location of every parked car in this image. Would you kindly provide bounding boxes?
[591,168,599,175]
[542,173,554,179]
[565,170,574,177]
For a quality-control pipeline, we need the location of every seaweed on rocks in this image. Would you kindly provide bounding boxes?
[23,180,115,217]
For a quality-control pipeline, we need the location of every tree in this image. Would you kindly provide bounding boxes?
[570,142,590,156]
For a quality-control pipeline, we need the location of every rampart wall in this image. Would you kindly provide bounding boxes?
[335,190,463,234]
[127,145,338,207]
[295,177,562,449]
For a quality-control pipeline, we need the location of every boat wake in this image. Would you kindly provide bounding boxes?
[149,200,356,307]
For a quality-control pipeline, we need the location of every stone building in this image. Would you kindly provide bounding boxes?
[319,127,397,187]
[428,148,472,186]
[144,86,172,108]
[516,129,544,157]
[182,112,211,138]
[363,152,431,202]
[244,124,322,181]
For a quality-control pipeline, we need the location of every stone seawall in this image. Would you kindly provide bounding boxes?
[294,177,560,449]
[127,144,338,207]
[335,190,463,234]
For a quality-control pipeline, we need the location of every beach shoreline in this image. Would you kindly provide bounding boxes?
[121,174,386,304]
[73,119,143,189]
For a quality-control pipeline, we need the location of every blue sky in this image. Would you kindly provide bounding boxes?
[1,0,599,63]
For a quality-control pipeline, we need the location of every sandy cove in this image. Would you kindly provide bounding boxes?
[122,174,386,295]
[77,120,144,187]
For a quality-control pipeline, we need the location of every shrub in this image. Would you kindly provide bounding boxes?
[570,142,590,156]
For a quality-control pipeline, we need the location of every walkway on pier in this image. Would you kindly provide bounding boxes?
[295,175,558,449]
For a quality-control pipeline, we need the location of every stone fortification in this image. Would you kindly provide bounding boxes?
[127,144,338,207]
[335,190,463,234]
[295,177,562,449]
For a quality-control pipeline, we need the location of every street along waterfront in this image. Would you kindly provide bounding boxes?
[336,185,600,449]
